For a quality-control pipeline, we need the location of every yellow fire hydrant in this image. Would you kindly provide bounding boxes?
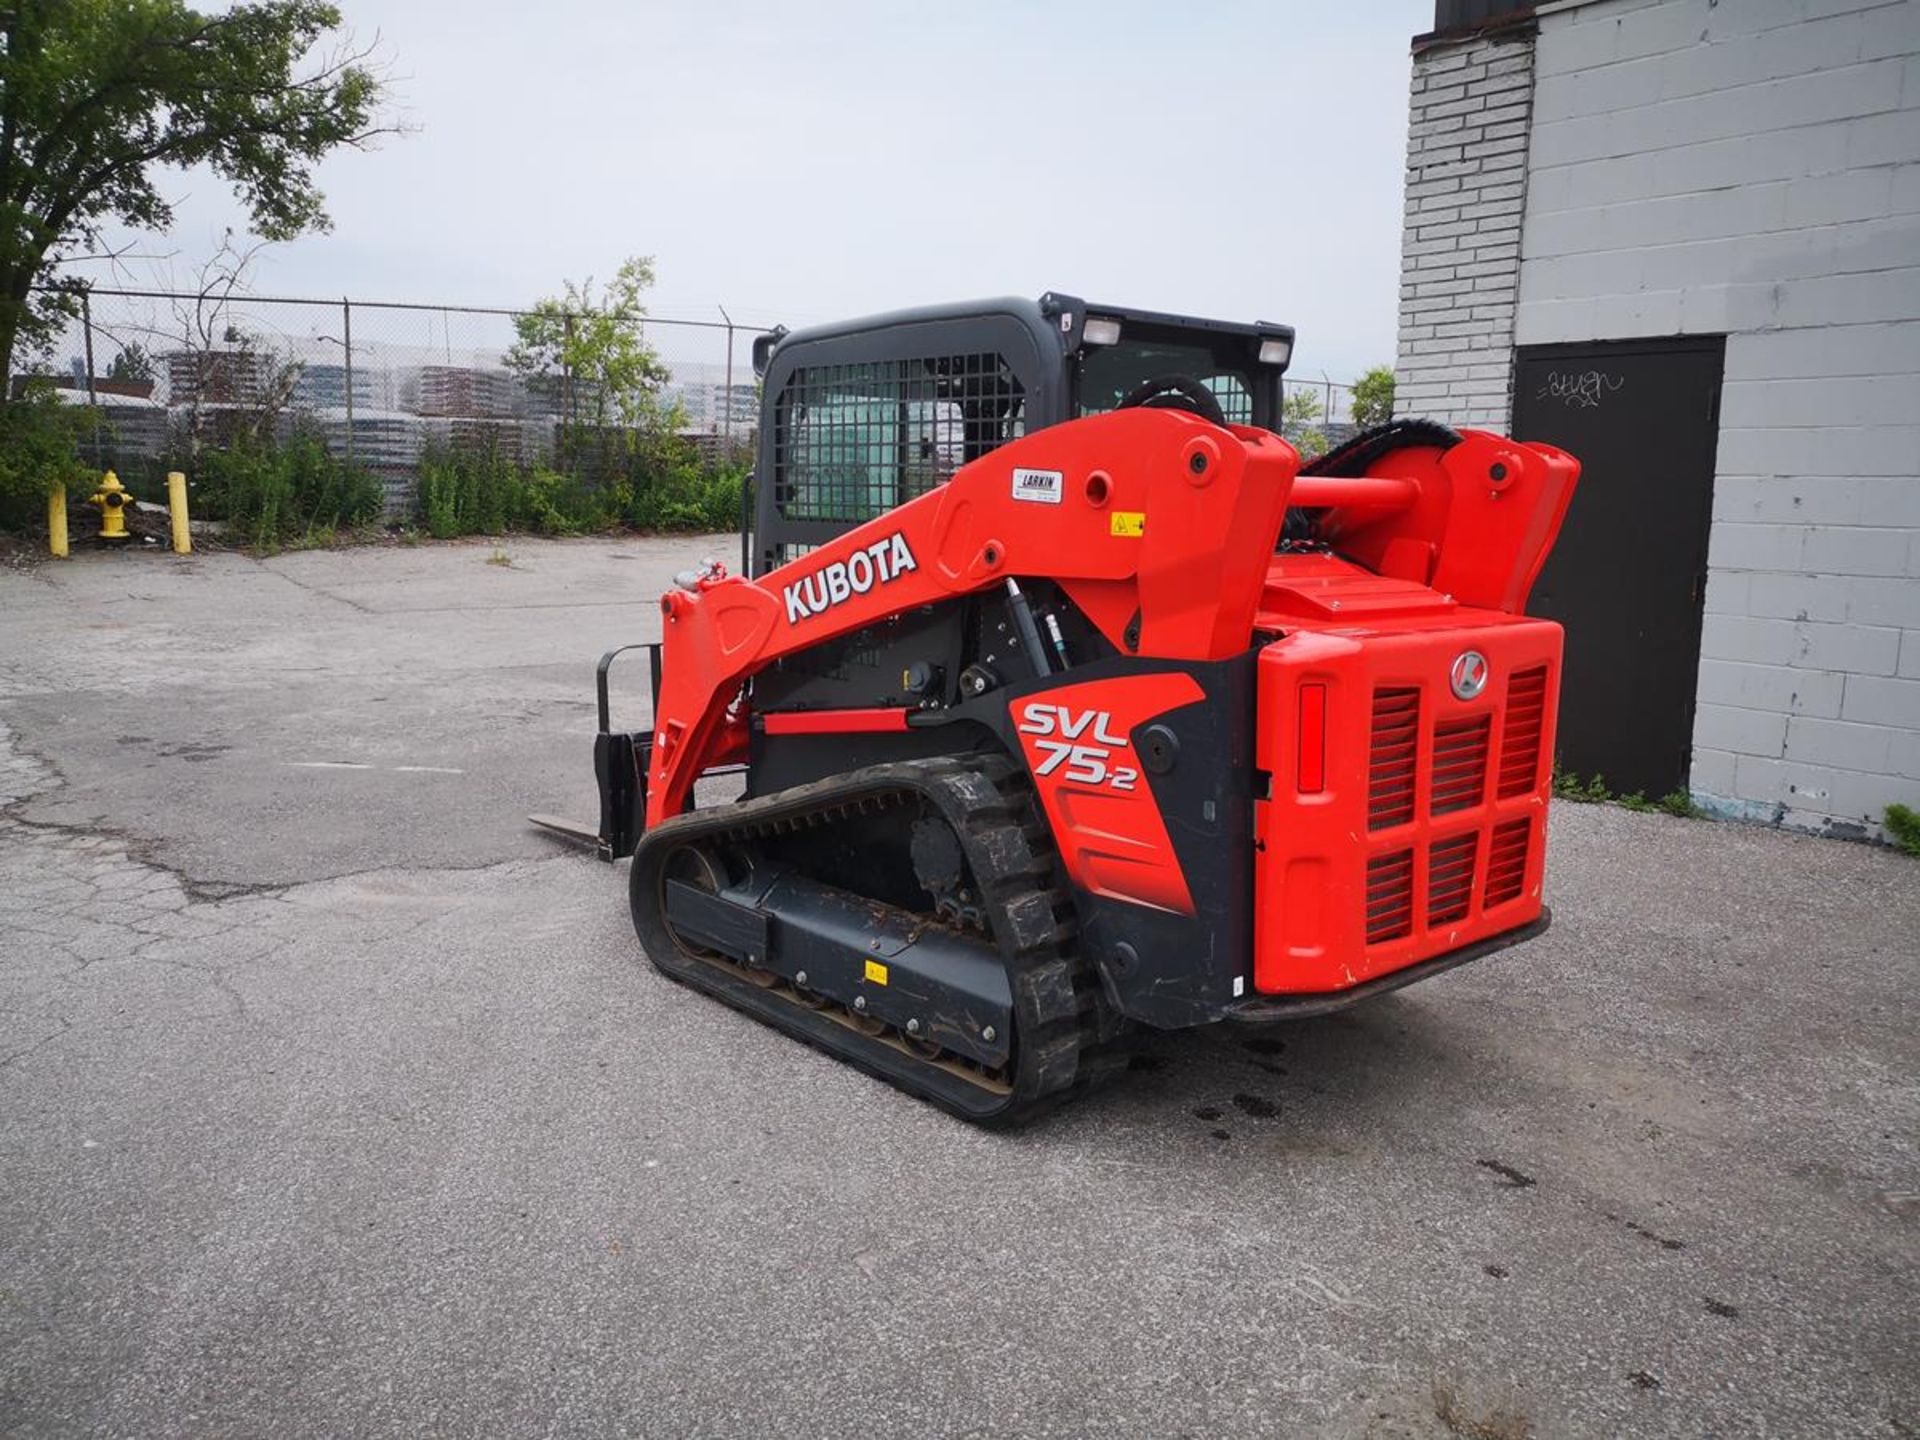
[86,470,132,544]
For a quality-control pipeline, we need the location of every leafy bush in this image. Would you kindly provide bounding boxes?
[1551,764,1593,801]
[193,428,382,551]
[627,431,743,532]
[418,441,527,538]
[0,388,97,524]
[415,442,622,537]
[1658,789,1703,819]
[1350,366,1396,428]
[1885,803,1920,858]
[414,436,742,539]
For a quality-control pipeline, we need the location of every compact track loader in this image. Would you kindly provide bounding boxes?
[536,294,1580,1124]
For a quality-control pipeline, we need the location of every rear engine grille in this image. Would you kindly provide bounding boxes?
[1357,673,1545,949]
[1365,849,1415,944]
[1498,665,1549,798]
[1485,817,1532,906]
[1427,832,1478,926]
[1368,688,1420,830]
[1431,714,1491,815]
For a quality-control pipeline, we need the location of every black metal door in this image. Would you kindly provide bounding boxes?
[1511,336,1725,799]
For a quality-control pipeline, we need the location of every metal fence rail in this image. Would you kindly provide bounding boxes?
[22,284,1363,517]
[26,286,757,516]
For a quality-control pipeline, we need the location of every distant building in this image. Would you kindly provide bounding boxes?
[671,379,758,434]
[401,365,518,419]
[434,416,549,466]
[312,406,423,514]
[292,361,391,413]
[518,371,598,420]
[47,384,169,466]
[162,347,276,408]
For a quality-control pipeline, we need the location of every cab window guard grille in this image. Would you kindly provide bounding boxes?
[773,354,1027,524]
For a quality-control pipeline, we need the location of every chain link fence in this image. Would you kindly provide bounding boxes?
[1293,375,1364,429]
[24,285,1366,518]
[28,286,757,518]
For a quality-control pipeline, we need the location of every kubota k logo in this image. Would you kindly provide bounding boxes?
[1450,650,1490,700]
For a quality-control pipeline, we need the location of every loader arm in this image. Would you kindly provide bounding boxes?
[646,408,1300,822]
[647,408,1580,825]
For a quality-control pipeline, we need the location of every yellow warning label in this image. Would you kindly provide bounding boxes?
[1110,511,1146,538]
[864,959,889,986]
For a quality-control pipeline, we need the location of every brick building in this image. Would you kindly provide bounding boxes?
[1396,0,1918,838]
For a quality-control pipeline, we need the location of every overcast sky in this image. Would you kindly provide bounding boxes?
[93,0,1432,379]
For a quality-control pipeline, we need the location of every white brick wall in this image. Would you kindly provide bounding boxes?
[1395,29,1538,427]
[1504,0,1920,837]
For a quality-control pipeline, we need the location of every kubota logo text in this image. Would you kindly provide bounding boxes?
[783,533,918,624]
[1017,703,1139,791]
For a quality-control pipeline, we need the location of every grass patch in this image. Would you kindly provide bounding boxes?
[1884,803,1920,857]
[1554,764,1705,819]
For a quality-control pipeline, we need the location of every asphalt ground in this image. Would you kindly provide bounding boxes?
[1,537,1914,1438]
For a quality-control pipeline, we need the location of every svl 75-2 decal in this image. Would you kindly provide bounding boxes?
[1016,703,1139,791]
[1009,673,1205,916]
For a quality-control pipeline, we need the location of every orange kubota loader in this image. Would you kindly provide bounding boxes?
[537,294,1579,1124]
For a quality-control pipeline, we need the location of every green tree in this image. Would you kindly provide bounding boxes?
[507,256,676,438]
[106,342,154,383]
[0,1,386,388]
[1281,387,1328,459]
[1351,365,1396,428]
[0,382,92,518]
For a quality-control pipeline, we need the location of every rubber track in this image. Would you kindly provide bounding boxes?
[629,755,1125,1127]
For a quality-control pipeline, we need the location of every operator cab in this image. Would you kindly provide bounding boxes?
[746,293,1296,576]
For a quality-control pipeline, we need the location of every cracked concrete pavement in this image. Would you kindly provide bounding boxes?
[1,537,1915,1438]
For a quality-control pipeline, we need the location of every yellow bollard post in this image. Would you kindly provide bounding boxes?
[167,471,192,555]
[47,485,69,558]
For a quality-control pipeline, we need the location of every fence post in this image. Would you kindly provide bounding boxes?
[719,303,735,444]
[81,288,100,461]
[341,296,356,470]
[563,311,577,473]
[80,289,97,404]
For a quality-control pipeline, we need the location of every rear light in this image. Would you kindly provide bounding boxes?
[1082,316,1123,346]
[1368,688,1419,830]
[1298,682,1326,793]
